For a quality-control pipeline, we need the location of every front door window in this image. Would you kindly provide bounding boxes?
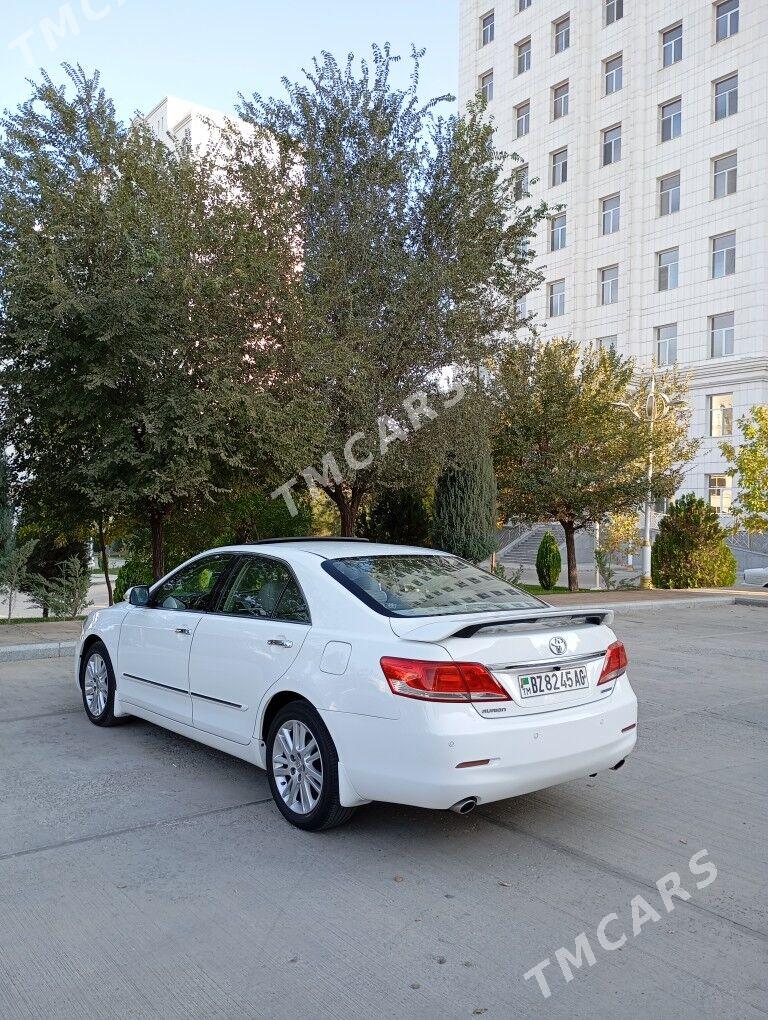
[150,554,234,611]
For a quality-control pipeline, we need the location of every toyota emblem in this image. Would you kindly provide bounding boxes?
[549,636,567,656]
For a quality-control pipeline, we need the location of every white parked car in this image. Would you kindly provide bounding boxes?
[77,539,637,830]
[744,567,768,588]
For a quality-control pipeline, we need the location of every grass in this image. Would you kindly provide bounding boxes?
[0,616,85,625]
[521,584,594,595]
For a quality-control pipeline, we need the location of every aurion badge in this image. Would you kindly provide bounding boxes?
[549,636,567,656]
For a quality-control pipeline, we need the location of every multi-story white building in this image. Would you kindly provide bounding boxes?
[459,0,768,515]
[143,96,247,151]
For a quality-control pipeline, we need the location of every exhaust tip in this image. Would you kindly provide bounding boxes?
[450,797,478,815]
[611,758,626,771]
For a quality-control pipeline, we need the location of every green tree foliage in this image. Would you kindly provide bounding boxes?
[651,494,737,589]
[0,67,299,581]
[113,558,154,604]
[357,487,432,546]
[0,537,37,621]
[432,451,497,563]
[18,525,89,618]
[535,532,561,590]
[721,405,768,534]
[494,339,698,590]
[240,46,547,534]
[28,555,92,619]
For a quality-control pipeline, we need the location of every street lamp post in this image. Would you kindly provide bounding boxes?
[613,371,686,590]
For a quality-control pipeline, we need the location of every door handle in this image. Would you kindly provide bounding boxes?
[175,627,191,635]
[268,637,293,649]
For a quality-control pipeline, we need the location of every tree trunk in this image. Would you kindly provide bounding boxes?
[97,517,113,606]
[561,520,579,592]
[42,604,49,619]
[149,509,166,581]
[329,485,365,537]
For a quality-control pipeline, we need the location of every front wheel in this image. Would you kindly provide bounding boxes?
[79,640,122,727]
[266,701,355,831]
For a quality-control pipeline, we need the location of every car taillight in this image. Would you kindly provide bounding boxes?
[598,640,628,685]
[380,657,511,703]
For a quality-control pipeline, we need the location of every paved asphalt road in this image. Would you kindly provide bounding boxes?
[1,604,766,1019]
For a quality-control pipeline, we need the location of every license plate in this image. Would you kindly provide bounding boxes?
[518,666,588,699]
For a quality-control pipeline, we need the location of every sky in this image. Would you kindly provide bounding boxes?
[1,0,459,123]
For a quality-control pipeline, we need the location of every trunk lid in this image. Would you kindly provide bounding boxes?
[389,608,617,717]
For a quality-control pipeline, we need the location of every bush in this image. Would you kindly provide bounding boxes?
[113,557,153,603]
[431,453,497,563]
[28,555,92,618]
[536,532,561,590]
[651,494,737,589]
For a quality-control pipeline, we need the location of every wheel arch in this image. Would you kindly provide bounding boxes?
[78,634,108,686]
[260,690,311,743]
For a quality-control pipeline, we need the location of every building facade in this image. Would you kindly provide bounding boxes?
[143,96,247,151]
[459,0,768,514]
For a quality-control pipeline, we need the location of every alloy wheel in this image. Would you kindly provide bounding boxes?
[84,653,109,717]
[271,720,324,814]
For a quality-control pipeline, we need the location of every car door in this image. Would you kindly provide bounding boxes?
[187,554,311,744]
[118,553,237,725]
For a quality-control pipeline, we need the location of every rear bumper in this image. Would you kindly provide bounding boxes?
[322,678,638,810]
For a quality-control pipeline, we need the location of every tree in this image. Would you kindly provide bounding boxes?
[494,339,698,590]
[28,555,93,619]
[432,449,497,563]
[357,487,432,546]
[240,46,547,534]
[0,66,299,581]
[595,512,639,590]
[535,532,561,590]
[0,536,36,621]
[722,405,768,534]
[651,494,737,589]
[18,526,89,619]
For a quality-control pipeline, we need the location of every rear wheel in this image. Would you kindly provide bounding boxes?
[80,640,122,727]
[266,701,355,831]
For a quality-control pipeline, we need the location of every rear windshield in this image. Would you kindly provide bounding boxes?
[323,554,545,618]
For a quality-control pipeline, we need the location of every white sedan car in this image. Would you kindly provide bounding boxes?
[77,539,637,830]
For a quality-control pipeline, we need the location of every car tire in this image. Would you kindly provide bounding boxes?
[266,700,356,831]
[79,640,122,727]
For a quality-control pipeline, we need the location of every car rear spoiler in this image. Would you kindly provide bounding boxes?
[389,607,615,643]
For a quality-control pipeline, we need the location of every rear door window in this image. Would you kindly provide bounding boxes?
[219,556,310,623]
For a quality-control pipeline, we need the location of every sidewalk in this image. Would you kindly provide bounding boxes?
[544,587,768,608]
[0,619,83,663]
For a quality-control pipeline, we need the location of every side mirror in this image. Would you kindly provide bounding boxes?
[128,585,150,607]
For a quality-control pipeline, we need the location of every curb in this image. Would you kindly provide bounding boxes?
[0,641,77,664]
[562,595,768,613]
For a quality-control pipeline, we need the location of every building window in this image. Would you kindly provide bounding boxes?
[715,0,738,41]
[479,70,494,103]
[714,74,738,120]
[605,0,623,26]
[657,248,679,291]
[549,279,566,317]
[659,172,680,215]
[708,394,733,437]
[550,213,567,251]
[598,335,617,351]
[481,11,495,46]
[710,312,735,356]
[600,265,619,305]
[713,152,737,198]
[604,54,623,94]
[662,24,683,67]
[517,38,531,74]
[514,164,529,200]
[552,81,569,119]
[601,194,620,234]
[712,232,735,278]
[708,474,732,514]
[660,99,681,141]
[656,323,677,366]
[516,101,530,137]
[516,295,527,319]
[519,0,532,10]
[602,125,621,165]
[551,147,568,186]
[554,15,570,53]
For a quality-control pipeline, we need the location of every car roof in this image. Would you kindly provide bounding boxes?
[209,539,446,561]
